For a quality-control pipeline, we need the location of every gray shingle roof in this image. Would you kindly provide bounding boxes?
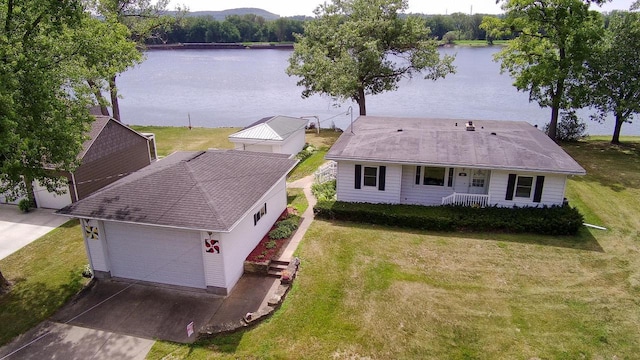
[57,150,298,231]
[326,116,586,175]
[229,115,308,141]
[78,116,148,160]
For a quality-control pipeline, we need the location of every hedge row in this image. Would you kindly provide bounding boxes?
[313,201,584,235]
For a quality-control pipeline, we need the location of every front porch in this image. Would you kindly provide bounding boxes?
[441,193,490,207]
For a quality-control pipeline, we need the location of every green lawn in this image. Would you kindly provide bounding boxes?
[147,138,640,359]
[130,126,239,157]
[0,220,88,345]
[287,188,308,214]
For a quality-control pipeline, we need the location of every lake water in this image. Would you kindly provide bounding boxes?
[117,47,638,136]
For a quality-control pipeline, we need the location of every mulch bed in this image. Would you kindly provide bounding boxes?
[246,208,298,263]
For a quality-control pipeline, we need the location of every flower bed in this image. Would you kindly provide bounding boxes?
[245,208,299,272]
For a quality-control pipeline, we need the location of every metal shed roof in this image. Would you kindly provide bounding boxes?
[229,115,308,142]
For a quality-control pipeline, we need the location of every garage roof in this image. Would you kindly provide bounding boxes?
[57,150,298,232]
[326,116,586,175]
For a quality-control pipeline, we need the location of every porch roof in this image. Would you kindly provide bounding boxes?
[326,116,586,175]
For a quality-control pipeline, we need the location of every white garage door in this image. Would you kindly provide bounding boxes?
[33,182,72,209]
[104,222,206,289]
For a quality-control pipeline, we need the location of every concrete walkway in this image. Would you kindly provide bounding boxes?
[279,175,317,261]
[0,204,68,260]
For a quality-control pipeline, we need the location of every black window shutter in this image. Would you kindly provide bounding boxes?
[264,202,267,214]
[355,164,362,189]
[505,174,517,200]
[533,176,545,203]
[415,166,421,185]
[378,166,386,191]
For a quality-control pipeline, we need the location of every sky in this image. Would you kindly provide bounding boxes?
[167,0,636,17]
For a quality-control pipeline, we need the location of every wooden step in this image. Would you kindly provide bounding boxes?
[270,259,290,266]
[267,269,282,278]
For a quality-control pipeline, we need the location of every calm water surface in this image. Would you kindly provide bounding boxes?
[117,47,638,136]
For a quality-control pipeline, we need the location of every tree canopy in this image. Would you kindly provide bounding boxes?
[583,11,640,144]
[286,0,455,116]
[0,0,95,202]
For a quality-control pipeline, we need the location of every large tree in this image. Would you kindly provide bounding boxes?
[0,0,97,289]
[286,0,455,116]
[492,0,604,141]
[86,0,178,121]
[0,0,95,204]
[583,11,640,144]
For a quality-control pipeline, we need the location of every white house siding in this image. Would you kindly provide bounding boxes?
[280,130,306,155]
[399,165,454,205]
[83,219,109,274]
[102,222,206,289]
[242,143,274,153]
[201,231,226,292]
[336,161,402,204]
[33,181,72,209]
[220,176,288,292]
[489,170,567,207]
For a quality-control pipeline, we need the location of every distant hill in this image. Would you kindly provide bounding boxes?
[179,8,281,21]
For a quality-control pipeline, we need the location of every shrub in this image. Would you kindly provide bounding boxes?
[268,215,301,240]
[295,144,317,162]
[544,111,587,141]
[312,180,336,202]
[314,201,584,235]
[265,240,277,249]
[18,199,34,213]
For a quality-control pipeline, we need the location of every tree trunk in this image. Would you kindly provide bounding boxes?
[0,269,8,294]
[109,76,120,122]
[357,87,366,116]
[24,175,37,209]
[87,80,110,116]
[548,76,565,142]
[611,111,624,145]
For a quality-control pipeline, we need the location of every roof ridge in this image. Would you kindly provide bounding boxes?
[181,156,227,228]
[78,116,110,159]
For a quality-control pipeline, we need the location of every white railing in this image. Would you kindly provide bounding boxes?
[442,193,490,207]
[314,161,337,184]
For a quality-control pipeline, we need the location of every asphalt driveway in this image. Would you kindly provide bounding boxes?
[51,280,225,343]
[50,275,278,344]
[0,204,68,260]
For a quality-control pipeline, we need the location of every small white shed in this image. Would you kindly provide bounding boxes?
[228,115,308,156]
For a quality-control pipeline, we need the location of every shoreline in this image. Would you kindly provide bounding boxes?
[146,42,294,50]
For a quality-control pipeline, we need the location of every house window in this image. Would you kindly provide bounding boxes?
[363,166,377,187]
[515,176,533,198]
[253,203,267,226]
[471,178,485,187]
[447,168,454,187]
[422,167,446,186]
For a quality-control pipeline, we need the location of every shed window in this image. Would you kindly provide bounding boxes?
[253,203,267,226]
[363,166,377,187]
[515,176,533,198]
[423,167,446,186]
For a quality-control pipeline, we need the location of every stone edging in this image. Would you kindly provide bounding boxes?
[197,257,301,341]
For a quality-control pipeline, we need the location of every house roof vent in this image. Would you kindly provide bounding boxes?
[466,121,475,131]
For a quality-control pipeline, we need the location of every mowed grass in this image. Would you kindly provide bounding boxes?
[148,138,640,359]
[129,126,341,182]
[130,125,239,157]
[0,220,88,345]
